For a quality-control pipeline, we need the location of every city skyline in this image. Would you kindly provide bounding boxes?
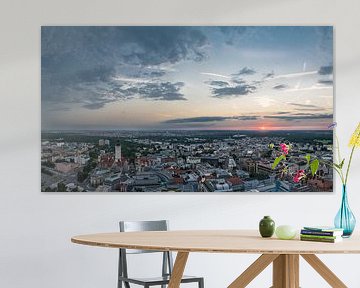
[41,130,333,192]
[41,26,333,131]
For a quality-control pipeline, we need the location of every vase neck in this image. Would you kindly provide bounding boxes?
[342,184,348,203]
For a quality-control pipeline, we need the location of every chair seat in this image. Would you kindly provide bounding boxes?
[119,275,203,285]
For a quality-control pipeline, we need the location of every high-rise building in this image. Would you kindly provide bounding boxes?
[98,139,105,146]
[115,140,122,162]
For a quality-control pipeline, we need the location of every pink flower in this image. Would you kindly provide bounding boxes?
[280,143,289,155]
[293,170,306,183]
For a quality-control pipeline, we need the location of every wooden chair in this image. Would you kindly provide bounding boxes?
[118,220,204,288]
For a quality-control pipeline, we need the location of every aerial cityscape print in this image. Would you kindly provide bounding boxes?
[41,26,334,192]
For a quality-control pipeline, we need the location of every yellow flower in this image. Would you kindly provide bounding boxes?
[349,122,360,148]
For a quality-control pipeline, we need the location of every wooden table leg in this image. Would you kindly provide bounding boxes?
[288,255,299,288]
[168,252,189,288]
[301,254,347,288]
[272,254,299,288]
[273,254,286,287]
[228,254,279,288]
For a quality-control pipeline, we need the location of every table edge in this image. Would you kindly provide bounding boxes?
[71,236,360,255]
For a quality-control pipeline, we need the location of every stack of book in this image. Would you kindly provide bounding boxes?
[300,226,344,243]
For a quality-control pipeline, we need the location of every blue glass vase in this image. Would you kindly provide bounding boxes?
[334,185,356,237]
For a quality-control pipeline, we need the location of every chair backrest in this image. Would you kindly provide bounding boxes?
[120,220,168,232]
[119,220,169,254]
[118,220,173,284]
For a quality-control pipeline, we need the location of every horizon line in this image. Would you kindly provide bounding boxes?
[41,128,333,132]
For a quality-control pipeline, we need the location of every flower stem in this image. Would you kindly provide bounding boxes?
[318,159,344,184]
[345,145,356,185]
[345,129,360,185]
[335,135,345,184]
[336,135,342,164]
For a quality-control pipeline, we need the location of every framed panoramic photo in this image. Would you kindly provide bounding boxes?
[41,26,334,192]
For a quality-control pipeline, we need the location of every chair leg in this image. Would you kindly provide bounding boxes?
[198,278,204,288]
[118,250,123,288]
[161,252,168,288]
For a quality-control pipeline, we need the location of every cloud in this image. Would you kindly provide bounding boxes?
[232,67,256,76]
[287,103,329,112]
[164,116,229,124]
[273,84,288,90]
[77,66,116,83]
[288,103,320,108]
[112,76,151,83]
[82,102,109,110]
[233,116,259,121]
[135,69,168,79]
[207,80,230,87]
[204,70,259,98]
[124,69,167,79]
[292,113,320,116]
[264,71,275,79]
[108,81,187,101]
[163,113,332,124]
[200,72,231,79]
[318,65,333,75]
[148,70,166,77]
[136,82,186,101]
[268,71,317,80]
[264,114,333,121]
[43,75,186,111]
[42,26,208,67]
[163,115,258,124]
[218,26,248,45]
[232,79,246,85]
[211,83,257,98]
[145,64,177,72]
[318,79,333,85]
[205,77,258,98]
[42,26,208,110]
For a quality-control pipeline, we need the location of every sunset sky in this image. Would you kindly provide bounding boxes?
[41,26,333,131]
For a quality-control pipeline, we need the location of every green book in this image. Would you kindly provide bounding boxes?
[300,234,339,240]
[303,226,344,233]
[300,235,343,243]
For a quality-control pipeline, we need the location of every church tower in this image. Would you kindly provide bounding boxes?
[115,140,122,162]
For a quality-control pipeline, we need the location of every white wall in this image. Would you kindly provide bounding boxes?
[1,0,360,287]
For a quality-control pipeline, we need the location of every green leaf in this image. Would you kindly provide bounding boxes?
[305,154,311,165]
[310,159,319,176]
[272,155,285,170]
[339,158,345,169]
[334,159,345,169]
